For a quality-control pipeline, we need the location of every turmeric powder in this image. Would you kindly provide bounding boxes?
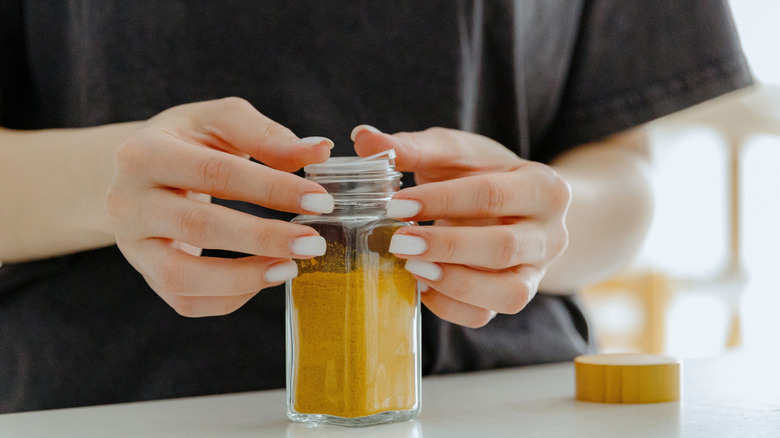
[289,259,418,418]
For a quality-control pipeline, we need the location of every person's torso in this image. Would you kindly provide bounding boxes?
[0,0,592,413]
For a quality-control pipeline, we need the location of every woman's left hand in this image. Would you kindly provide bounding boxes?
[352,125,571,328]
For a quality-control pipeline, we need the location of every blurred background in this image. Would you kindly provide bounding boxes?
[580,0,780,358]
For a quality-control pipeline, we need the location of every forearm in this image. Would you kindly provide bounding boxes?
[540,128,654,293]
[0,122,142,263]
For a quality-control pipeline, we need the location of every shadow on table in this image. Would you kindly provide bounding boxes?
[285,420,422,438]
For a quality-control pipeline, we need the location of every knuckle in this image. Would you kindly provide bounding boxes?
[197,156,233,195]
[261,172,288,199]
[205,295,245,317]
[422,126,447,139]
[552,224,570,258]
[168,295,199,318]
[235,267,263,293]
[402,129,425,144]
[437,188,456,218]
[466,311,494,329]
[501,268,535,314]
[448,274,476,301]
[252,230,270,256]
[505,288,530,314]
[393,131,426,168]
[218,299,246,316]
[114,131,154,174]
[542,167,572,213]
[178,206,212,243]
[153,258,188,296]
[215,96,253,112]
[422,126,442,135]
[425,291,490,329]
[493,230,523,268]
[480,176,509,215]
[104,187,127,221]
[167,291,250,318]
[423,127,460,147]
[440,235,460,261]
[260,121,289,139]
[551,182,572,213]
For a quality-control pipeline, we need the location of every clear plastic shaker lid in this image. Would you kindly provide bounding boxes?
[303,149,397,174]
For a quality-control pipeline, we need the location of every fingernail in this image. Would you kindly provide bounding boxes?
[300,193,334,213]
[389,234,427,255]
[419,282,430,293]
[291,236,327,256]
[489,310,498,321]
[387,199,422,218]
[265,260,298,283]
[299,136,335,149]
[404,260,442,281]
[350,124,382,141]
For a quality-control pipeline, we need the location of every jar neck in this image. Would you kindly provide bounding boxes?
[329,197,392,215]
[307,172,402,214]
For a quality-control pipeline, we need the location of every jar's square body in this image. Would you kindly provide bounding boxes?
[285,154,421,426]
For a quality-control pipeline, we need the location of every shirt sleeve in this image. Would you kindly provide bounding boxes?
[539,0,753,162]
[0,0,26,127]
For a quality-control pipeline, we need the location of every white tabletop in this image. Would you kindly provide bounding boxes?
[1,350,778,437]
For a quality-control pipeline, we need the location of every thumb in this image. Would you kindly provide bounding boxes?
[162,97,333,173]
[351,125,523,180]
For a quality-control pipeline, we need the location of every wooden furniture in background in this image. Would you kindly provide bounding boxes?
[581,85,780,354]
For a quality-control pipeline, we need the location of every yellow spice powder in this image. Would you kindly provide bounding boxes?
[290,266,417,418]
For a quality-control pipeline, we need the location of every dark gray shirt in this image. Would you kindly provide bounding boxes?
[0,0,751,412]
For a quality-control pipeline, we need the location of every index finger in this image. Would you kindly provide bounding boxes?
[160,97,333,172]
[352,126,522,179]
[387,168,568,221]
[117,131,335,215]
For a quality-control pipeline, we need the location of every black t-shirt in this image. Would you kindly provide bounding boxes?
[0,0,751,412]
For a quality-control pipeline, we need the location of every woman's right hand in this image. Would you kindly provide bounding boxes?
[105,97,335,317]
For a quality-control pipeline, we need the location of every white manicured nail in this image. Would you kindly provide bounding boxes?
[489,310,498,321]
[404,260,442,281]
[265,261,298,283]
[291,236,327,256]
[389,235,427,255]
[350,124,382,141]
[300,193,334,213]
[299,136,334,149]
[419,282,430,293]
[387,199,422,218]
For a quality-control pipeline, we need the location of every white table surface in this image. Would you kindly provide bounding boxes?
[1,349,778,438]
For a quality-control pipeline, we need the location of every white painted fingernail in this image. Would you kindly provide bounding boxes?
[419,282,430,293]
[299,136,335,149]
[489,310,498,321]
[300,193,334,213]
[265,261,298,283]
[389,234,427,255]
[350,124,382,141]
[291,236,327,256]
[387,199,422,218]
[404,260,442,281]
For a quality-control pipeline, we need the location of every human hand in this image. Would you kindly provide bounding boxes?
[106,98,335,317]
[352,125,571,328]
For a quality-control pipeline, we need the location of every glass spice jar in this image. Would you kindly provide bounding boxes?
[285,150,421,427]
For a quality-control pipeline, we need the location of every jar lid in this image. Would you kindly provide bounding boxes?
[574,353,681,404]
[304,149,397,174]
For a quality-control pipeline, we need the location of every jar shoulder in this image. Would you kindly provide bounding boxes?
[291,214,413,229]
